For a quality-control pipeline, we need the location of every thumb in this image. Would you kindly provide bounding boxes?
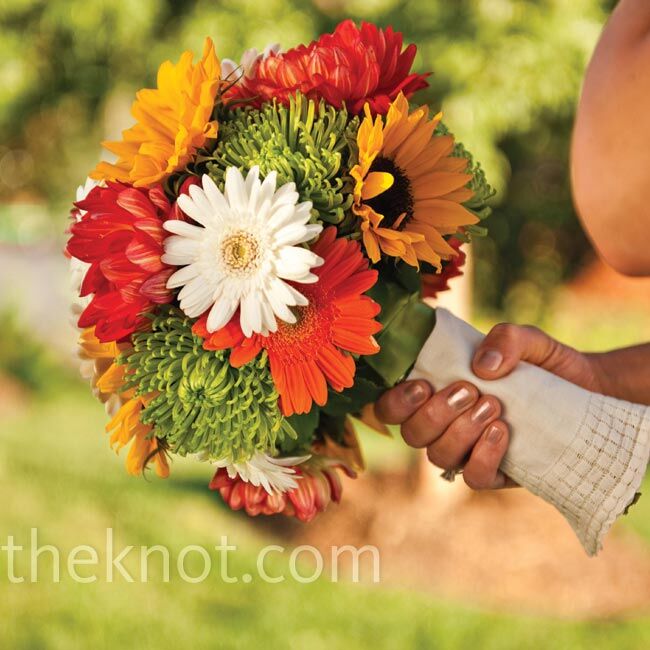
[472,323,564,380]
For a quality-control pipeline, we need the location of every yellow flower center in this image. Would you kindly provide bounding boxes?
[220,231,261,275]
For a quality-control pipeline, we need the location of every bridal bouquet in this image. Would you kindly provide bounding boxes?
[67,21,492,523]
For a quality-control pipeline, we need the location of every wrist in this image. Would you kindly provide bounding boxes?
[585,351,628,400]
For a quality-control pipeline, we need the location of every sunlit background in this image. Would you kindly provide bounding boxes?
[1,0,650,648]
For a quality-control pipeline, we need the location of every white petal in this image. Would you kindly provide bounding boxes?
[164,263,200,288]
[271,181,297,206]
[240,291,262,336]
[245,166,260,202]
[301,223,324,243]
[163,220,205,239]
[293,202,315,225]
[286,283,309,306]
[178,279,215,317]
[264,283,296,324]
[275,247,323,280]
[207,298,237,333]
[259,299,277,334]
[267,278,308,312]
[180,288,217,319]
[189,184,216,224]
[201,174,230,217]
[267,204,302,233]
[223,167,248,212]
[220,58,237,79]
[273,223,318,248]
[177,194,212,227]
[162,236,200,265]
[167,264,201,289]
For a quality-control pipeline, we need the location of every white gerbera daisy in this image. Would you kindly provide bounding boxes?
[221,43,281,80]
[213,452,310,495]
[162,167,323,336]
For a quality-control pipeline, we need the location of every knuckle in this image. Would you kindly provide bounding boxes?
[522,324,543,338]
[426,444,449,469]
[422,399,449,432]
[463,469,488,491]
[489,322,518,341]
[374,390,400,423]
[401,423,424,448]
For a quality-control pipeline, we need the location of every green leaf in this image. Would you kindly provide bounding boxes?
[281,408,320,455]
[366,282,436,386]
[321,376,385,417]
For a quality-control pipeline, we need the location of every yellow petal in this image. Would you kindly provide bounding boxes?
[361,171,394,200]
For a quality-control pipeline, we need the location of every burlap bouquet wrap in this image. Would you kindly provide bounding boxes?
[409,308,650,555]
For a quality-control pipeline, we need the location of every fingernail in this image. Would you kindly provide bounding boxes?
[475,349,503,373]
[471,400,494,422]
[486,424,503,444]
[404,382,428,406]
[447,386,474,410]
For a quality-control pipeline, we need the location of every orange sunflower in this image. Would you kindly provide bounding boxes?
[91,38,221,187]
[193,227,382,416]
[351,92,479,269]
[79,327,169,478]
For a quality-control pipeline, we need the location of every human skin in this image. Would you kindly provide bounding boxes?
[375,0,650,489]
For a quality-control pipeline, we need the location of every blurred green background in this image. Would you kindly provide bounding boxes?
[2,1,650,649]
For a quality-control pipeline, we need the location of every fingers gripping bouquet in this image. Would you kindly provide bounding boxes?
[66,22,492,523]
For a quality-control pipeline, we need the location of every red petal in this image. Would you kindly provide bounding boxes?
[140,269,174,303]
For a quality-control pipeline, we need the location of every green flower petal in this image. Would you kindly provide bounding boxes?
[205,93,358,224]
[121,307,295,461]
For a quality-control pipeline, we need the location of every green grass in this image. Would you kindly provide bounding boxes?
[0,383,649,649]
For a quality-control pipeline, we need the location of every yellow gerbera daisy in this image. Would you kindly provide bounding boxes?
[351,92,479,268]
[78,326,127,416]
[78,327,169,478]
[91,38,221,187]
[107,396,170,479]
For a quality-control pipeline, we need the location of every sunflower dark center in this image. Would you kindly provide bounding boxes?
[365,156,414,229]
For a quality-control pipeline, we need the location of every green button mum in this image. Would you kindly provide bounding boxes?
[205,93,358,224]
[121,307,295,461]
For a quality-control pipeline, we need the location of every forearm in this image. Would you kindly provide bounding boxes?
[589,343,650,405]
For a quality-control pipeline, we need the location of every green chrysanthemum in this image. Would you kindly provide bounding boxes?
[121,307,295,461]
[204,93,358,224]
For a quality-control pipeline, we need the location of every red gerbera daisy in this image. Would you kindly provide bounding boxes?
[421,238,467,299]
[210,457,354,523]
[227,20,429,115]
[193,227,382,416]
[66,183,175,342]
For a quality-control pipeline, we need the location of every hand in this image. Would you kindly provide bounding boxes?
[375,323,604,489]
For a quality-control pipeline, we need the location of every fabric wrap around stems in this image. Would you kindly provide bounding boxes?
[408,307,650,555]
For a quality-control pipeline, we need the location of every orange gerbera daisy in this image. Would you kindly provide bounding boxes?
[193,227,382,416]
[91,38,221,187]
[78,327,169,478]
[351,92,479,269]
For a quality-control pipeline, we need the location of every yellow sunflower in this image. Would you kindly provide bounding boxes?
[79,327,169,478]
[351,92,479,268]
[91,38,221,187]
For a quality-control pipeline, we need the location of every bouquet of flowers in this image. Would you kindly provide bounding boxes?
[67,21,492,523]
